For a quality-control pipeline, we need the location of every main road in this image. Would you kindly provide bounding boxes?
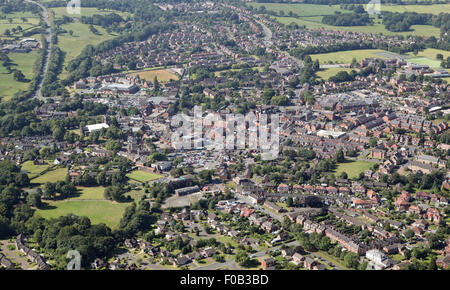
[25,0,52,100]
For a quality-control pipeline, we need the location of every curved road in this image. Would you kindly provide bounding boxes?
[25,0,52,100]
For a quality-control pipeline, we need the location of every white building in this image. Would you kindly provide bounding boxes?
[86,123,109,133]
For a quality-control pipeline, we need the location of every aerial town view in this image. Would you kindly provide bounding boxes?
[0,0,449,276]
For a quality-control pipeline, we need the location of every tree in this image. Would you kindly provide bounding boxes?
[13,70,25,82]
[334,149,345,163]
[153,76,160,92]
[344,252,360,269]
[26,192,42,208]
[369,138,378,148]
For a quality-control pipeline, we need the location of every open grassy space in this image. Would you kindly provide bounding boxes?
[31,167,68,184]
[35,200,130,229]
[0,51,39,101]
[404,48,450,69]
[362,3,450,15]
[316,251,350,270]
[250,2,442,37]
[72,186,106,200]
[333,159,376,179]
[249,2,347,17]
[275,16,441,37]
[50,7,129,19]
[311,49,388,64]
[317,67,355,80]
[126,170,163,183]
[127,68,178,83]
[20,161,50,178]
[57,22,116,78]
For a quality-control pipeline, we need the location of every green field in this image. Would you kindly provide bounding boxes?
[405,48,450,69]
[311,49,389,64]
[0,51,39,101]
[126,170,163,183]
[57,22,116,78]
[249,2,346,17]
[317,67,355,80]
[275,16,441,37]
[31,167,68,184]
[72,186,106,200]
[21,161,50,178]
[362,3,450,15]
[50,7,129,19]
[334,160,375,179]
[35,200,130,229]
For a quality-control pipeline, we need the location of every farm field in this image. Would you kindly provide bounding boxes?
[20,161,50,178]
[126,170,163,183]
[35,200,130,229]
[317,67,355,80]
[0,51,39,101]
[31,167,68,184]
[334,160,375,179]
[310,49,389,64]
[128,68,179,83]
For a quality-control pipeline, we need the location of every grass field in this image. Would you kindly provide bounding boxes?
[334,160,375,179]
[275,16,441,37]
[72,186,105,200]
[57,22,116,78]
[126,170,163,183]
[317,67,355,80]
[311,49,388,64]
[31,167,68,184]
[128,68,178,83]
[405,48,450,69]
[21,161,50,179]
[35,200,130,229]
[0,51,39,101]
[362,3,450,15]
[50,7,129,19]
[249,3,346,17]
[249,2,443,37]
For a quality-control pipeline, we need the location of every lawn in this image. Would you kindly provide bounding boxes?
[127,68,178,83]
[317,67,355,80]
[0,51,39,101]
[333,159,375,179]
[126,170,163,183]
[72,186,105,200]
[20,161,50,178]
[31,167,68,184]
[311,49,389,64]
[35,200,130,229]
